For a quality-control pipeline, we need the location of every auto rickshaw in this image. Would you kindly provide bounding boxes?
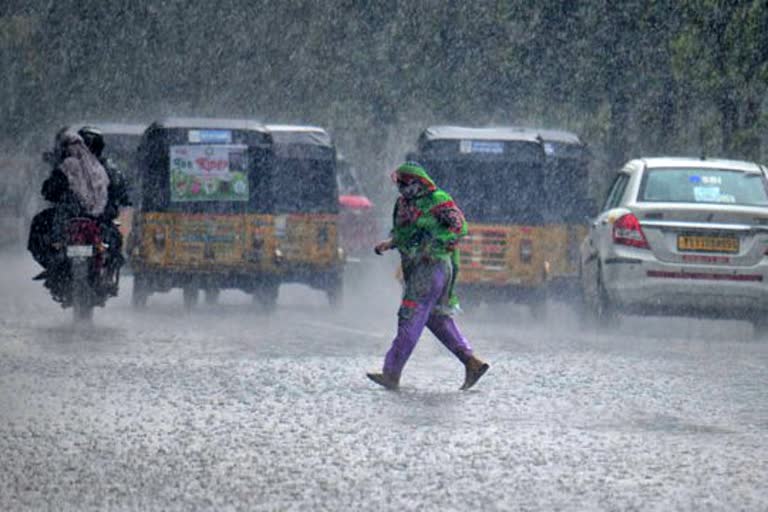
[534,128,595,301]
[406,125,592,316]
[129,118,280,309]
[265,125,345,306]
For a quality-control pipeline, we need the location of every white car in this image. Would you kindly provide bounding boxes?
[580,157,768,334]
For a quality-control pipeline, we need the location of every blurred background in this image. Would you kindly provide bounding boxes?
[0,1,766,247]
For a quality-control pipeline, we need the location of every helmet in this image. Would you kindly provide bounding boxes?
[77,126,105,157]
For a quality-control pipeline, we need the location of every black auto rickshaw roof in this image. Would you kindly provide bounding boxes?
[265,124,335,159]
[71,121,148,136]
[266,124,333,146]
[415,125,546,161]
[533,128,584,146]
[148,117,269,133]
[419,125,543,144]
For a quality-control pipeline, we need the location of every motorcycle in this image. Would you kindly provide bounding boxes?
[42,217,121,322]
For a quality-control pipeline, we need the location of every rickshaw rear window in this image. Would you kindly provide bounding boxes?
[169,144,249,202]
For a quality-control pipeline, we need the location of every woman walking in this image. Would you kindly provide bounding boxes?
[367,162,489,391]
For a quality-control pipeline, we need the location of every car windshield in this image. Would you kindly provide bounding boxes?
[639,168,768,206]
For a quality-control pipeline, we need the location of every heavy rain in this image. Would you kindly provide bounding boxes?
[1,2,767,511]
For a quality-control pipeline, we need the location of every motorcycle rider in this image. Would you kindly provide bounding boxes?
[27,128,111,297]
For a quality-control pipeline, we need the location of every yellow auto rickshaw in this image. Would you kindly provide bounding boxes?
[535,128,595,302]
[265,125,345,306]
[129,118,281,310]
[405,125,594,317]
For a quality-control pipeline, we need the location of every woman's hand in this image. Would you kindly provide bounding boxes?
[374,239,394,255]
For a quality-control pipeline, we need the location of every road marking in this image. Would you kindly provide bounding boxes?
[298,320,387,339]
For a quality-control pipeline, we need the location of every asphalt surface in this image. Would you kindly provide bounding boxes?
[1,247,767,511]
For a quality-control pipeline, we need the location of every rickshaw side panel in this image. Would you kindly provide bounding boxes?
[279,213,341,267]
[458,223,548,287]
[134,212,279,272]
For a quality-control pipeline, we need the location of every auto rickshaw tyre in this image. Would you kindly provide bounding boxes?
[183,287,199,311]
[326,280,343,309]
[252,283,278,313]
[131,274,149,309]
[204,288,220,305]
[750,315,768,341]
[528,289,548,321]
[457,293,480,316]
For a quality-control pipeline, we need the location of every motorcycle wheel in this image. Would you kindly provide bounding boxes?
[71,260,94,324]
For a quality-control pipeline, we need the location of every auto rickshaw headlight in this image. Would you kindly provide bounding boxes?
[337,247,345,262]
[274,248,284,264]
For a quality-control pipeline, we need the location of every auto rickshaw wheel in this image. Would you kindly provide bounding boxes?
[183,287,199,311]
[204,288,220,305]
[253,283,278,313]
[326,275,344,308]
[750,314,768,341]
[131,274,149,309]
[529,289,548,321]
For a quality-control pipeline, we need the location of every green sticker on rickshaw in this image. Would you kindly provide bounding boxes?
[169,145,249,202]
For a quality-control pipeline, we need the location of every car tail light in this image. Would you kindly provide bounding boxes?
[520,239,533,263]
[613,213,649,249]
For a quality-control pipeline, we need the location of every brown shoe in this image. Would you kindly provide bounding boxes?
[460,356,489,391]
[366,372,400,391]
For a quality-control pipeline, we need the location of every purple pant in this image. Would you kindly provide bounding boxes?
[383,261,473,376]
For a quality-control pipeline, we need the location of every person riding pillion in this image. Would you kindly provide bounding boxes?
[77,126,131,269]
[367,161,489,391]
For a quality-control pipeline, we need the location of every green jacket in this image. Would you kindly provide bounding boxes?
[391,162,468,307]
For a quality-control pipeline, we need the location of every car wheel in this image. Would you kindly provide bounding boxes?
[585,268,618,330]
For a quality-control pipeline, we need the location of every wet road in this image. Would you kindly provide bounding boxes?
[1,247,767,511]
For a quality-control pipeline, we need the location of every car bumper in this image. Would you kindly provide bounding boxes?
[602,250,768,317]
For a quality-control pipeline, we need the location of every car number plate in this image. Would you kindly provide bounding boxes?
[66,245,93,257]
[677,235,739,253]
